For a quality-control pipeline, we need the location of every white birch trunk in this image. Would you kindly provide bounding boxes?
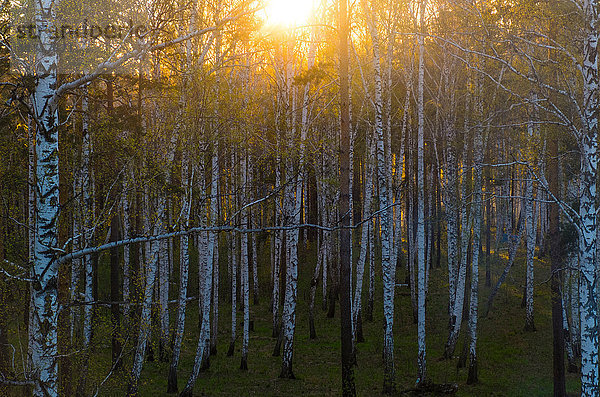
[122,174,132,321]
[181,158,217,395]
[524,90,539,331]
[467,73,485,384]
[30,7,59,389]
[272,135,283,336]
[71,140,80,344]
[210,146,220,356]
[158,195,169,358]
[367,218,375,321]
[579,0,598,392]
[280,171,300,377]
[445,84,471,357]
[127,194,160,396]
[228,228,238,356]
[28,117,36,371]
[281,49,306,376]
[571,262,580,357]
[416,7,427,381]
[167,152,192,392]
[251,216,259,305]
[365,5,395,389]
[352,133,374,334]
[81,88,94,350]
[321,156,329,312]
[240,154,250,369]
[524,170,536,331]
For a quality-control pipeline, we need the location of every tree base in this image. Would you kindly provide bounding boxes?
[467,357,478,385]
[200,354,210,371]
[227,341,235,357]
[166,367,178,394]
[272,335,282,356]
[179,387,193,397]
[441,348,453,361]
[382,379,396,395]
[279,365,295,379]
[240,357,248,370]
[523,321,536,332]
[327,301,335,318]
[309,316,316,339]
[159,340,168,362]
[356,313,365,343]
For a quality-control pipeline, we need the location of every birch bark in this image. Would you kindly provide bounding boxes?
[240,154,250,370]
[167,151,192,393]
[127,192,160,396]
[416,1,427,381]
[30,0,60,390]
[181,154,216,395]
[467,73,485,385]
[365,4,394,390]
[579,0,599,392]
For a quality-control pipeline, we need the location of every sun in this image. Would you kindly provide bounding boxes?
[262,0,315,28]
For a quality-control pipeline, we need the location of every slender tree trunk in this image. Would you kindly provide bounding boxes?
[240,154,250,370]
[309,232,323,339]
[110,215,122,369]
[524,91,538,332]
[548,122,567,394]
[28,117,36,373]
[272,147,283,337]
[366,219,375,322]
[79,89,94,386]
[467,74,485,385]
[524,168,536,331]
[579,0,598,392]
[127,194,160,396]
[71,132,80,345]
[158,195,170,362]
[416,2,427,383]
[562,279,578,373]
[339,0,355,394]
[167,153,192,393]
[158,197,170,361]
[210,146,220,356]
[279,174,300,378]
[29,2,60,391]
[352,133,374,339]
[251,218,259,305]
[227,230,238,356]
[366,3,394,389]
[444,113,470,358]
[123,174,132,321]
[180,157,216,396]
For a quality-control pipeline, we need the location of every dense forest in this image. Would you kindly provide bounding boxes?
[0,0,597,395]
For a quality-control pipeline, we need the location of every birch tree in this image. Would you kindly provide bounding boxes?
[416,0,427,384]
[29,0,60,391]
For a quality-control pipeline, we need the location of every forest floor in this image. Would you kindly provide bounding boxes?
[4,235,582,396]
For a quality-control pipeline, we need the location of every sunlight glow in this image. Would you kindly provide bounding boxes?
[262,0,314,28]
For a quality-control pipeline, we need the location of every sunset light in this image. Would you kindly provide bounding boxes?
[262,0,315,28]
